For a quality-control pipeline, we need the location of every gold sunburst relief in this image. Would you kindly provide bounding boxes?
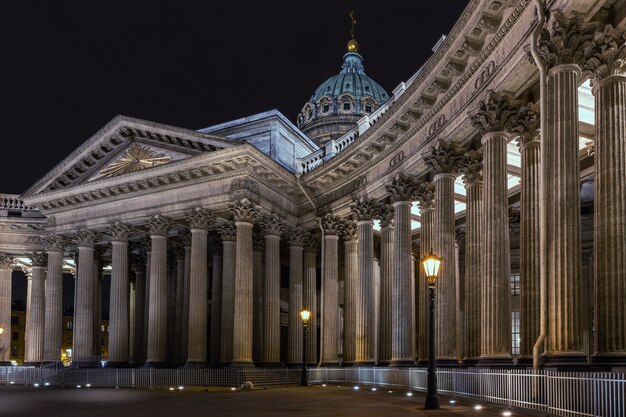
[97,144,172,179]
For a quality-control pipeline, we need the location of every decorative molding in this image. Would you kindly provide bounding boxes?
[185,207,214,230]
[351,196,382,221]
[415,181,436,211]
[73,229,96,247]
[108,222,132,242]
[537,11,597,70]
[321,213,343,236]
[146,215,171,237]
[511,102,540,147]
[459,149,484,186]
[43,234,64,251]
[29,252,48,268]
[229,198,260,224]
[389,151,406,169]
[386,174,421,203]
[286,227,308,247]
[339,219,358,242]
[218,221,237,242]
[468,90,519,134]
[229,177,259,194]
[95,143,172,180]
[584,24,626,82]
[428,114,447,137]
[423,140,466,175]
[259,213,285,236]
[377,204,395,228]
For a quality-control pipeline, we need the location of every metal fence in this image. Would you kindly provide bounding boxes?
[308,367,626,417]
[0,366,302,389]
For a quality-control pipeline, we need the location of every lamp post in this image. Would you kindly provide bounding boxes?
[300,308,311,386]
[421,249,442,410]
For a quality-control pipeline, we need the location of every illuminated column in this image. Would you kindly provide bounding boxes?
[184,208,213,367]
[259,214,284,365]
[131,256,145,365]
[415,182,435,365]
[537,13,594,364]
[352,197,380,365]
[469,91,518,365]
[457,150,484,364]
[142,248,151,362]
[320,214,342,366]
[43,236,64,364]
[73,229,96,367]
[107,223,131,366]
[218,221,237,365]
[230,199,259,366]
[511,104,541,361]
[0,255,12,365]
[586,26,626,364]
[174,246,185,364]
[252,231,264,363]
[25,252,46,365]
[145,215,171,367]
[340,220,358,365]
[287,228,307,365]
[303,237,318,364]
[181,235,191,363]
[386,174,420,366]
[423,140,465,364]
[210,241,223,365]
[377,206,394,365]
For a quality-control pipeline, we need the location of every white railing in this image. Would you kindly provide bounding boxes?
[308,367,626,417]
[0,366,302,389]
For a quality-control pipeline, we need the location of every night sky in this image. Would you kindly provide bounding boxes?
[0,0,468,195]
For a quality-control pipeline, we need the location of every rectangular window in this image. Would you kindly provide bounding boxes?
[510,274,520,296]
[343,102,351,110]
[365,105,372,113]
[511,311,521,356]
[323,104,330,113]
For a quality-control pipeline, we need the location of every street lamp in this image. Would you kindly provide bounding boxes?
[300,308,311,386]
[421,249,442,410]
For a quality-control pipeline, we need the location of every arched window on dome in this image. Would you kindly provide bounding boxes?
[318,96,333,115]
[339,94,354,114]
[362,97,376,115]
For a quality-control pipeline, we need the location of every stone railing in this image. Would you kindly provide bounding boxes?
[0,194,37,211]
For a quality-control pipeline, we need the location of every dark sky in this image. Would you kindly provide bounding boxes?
[0,1,468,195]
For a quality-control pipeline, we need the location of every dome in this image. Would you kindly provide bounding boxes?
[297,52,389,146]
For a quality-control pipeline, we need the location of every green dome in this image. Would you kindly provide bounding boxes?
[309,53,389,104]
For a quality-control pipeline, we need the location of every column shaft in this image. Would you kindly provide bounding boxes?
[464,182,483,362]
[186,228,208,366]
[356,220,374,364]
[146,235,168,366]
[288,245,304,365]
[0,260,12,365]
[132,268,145,365]
[142,251,151,363]
[262,234,280,364]
[220,241,236,364]
[43,250,63,363]
[210,253,223,365]
[321,235,339,365]
[379,225,393,364]
[418,208,434,364]
[108,240,129,365]
[232,221,254,366]
[303,250,317,364]
[74,246,95,366]
[181,245,191,363]
[252,248,263,363]
[343,238,358,365]
[174,257,185,364]
[25,266,45,364]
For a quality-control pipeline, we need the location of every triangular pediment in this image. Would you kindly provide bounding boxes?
[22,115,238,197]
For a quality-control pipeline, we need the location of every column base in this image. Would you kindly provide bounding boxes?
[476,356,514,368]
[143,361,168,368]
[184,361,208,368]
[435,358,460,367]
[415,359,428,367]
[230,361,255,368]
[320,361,339,367]
[542,353,588,370]
[389,359,415,367]
[22,361,42,367]
[41,360,64,367]
[0,361,13,366]
[376,360,391,367]
[105,361,130,368]
[461,358,479,367]
[72,360,98,368]
[255,362,281,368]
[591,353,626,370]
[515,356,534,367]
[354,360,376,367]
[341,361,354,367]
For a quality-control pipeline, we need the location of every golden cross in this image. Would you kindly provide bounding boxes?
[349,11,357,40]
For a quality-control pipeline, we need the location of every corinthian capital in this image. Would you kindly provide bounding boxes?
[422,139,466,175]
[43,234,64,251]
[146,215,171,237]
[0,254,14,269]
[185,207,214,230]
[286,227,308,247]
[351,197,382,221]
[584,24,626,82]
[469,91,519,135]
[29,252,48,268]
[303,234,320,253]
[218,220,237,242]
[229,198,260,223]
[321,213,342,235]
[377,204,395,228]
[259,213,285,236]
[459,149,483,186]
[339,220,358,242]
[537,11,597,70]
[73,229,96,247]
[414,181,435,211]
[108,222,132,242]
[386,174,421,203]
[510,103,540,147]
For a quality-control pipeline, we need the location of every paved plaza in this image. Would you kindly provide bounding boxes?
[0,384,538,417]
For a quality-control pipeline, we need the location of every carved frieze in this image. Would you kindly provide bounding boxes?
[229,177,259,194]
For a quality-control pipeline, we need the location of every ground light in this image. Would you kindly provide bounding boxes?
[44,382,50,386]
[85,384,91,388]
[371,387,377,391]
[9,381,14,384]
[388,390,393,394]
[474,404,483,410]
[178,386,184,390]
[449,399,457,404]
[406,392,414,397]
[76,385,82,389]
[230,387,236,391]
[502,411,513,416]
[322,384,326,387]
[353,386,360,390]
[169,387,175,391]
[33,383,39,387]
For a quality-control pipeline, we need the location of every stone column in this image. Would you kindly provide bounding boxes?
[415,182,435,365]
[142,249,151,362]
[174,246,185,365]
[93,254,104,362]
[458,151,484,364]
[340,220,358,366]
[131,256,145,365]
[303,236,318,364]
[0,255,12,365]
[218,221,237,365]
[511,104,541,362]
[43,236,64,364]
[210,241,223,365]
[185,208,213,367]
[180,234,191,364]
[423,140,465,364]
[321,214,342,365]
[73,229,96,367]
[107,223,131,366]
[145,215,171,367]
[259,214,284,365]
[252,231,264,363]
[352,197,381,365]
[469,92,518,365]
[386,174,420,366]
[377,206,394,365]
[230,199,259,366]
[585,26,626,365]
[24,253,46,365]
[537,13,595,364]
[287,228,307,365]
[129,277,136,363]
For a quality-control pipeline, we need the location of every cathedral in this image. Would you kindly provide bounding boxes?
[1,0,626,376]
